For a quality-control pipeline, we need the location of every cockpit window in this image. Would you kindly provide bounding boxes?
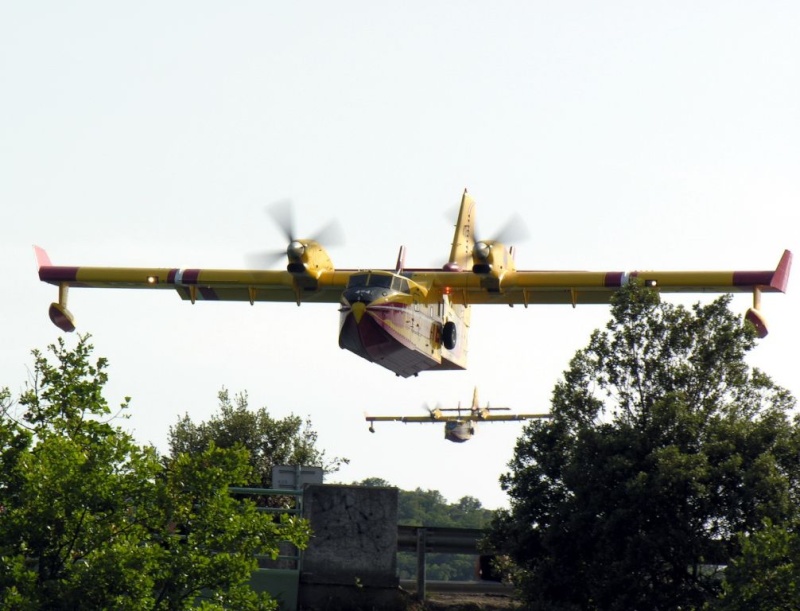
[393,277,410,293]
[369,275,393,289]
[347,273,370,288]
[346,272,409,292]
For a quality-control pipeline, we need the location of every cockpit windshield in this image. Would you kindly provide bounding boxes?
[346,272,410,293]
[368,275,393,289]
[393,276,409,293]
[348,273,370,288]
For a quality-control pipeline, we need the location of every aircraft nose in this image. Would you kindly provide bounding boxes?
[351,301,367,323]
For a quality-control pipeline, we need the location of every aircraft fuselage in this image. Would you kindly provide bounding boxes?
[444,420,474,442]
[338,270,469,377]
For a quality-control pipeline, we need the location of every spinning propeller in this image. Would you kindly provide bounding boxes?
[247,199,345,269]
[422,402,443,419]
[472,213,530,260]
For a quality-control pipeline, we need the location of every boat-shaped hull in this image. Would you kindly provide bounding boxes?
[339,302,440,378]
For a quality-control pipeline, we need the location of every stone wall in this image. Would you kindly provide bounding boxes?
[299,484,405,610]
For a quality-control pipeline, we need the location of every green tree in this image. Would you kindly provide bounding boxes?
[489,285,799,610]
[0,336,309,610]
[451,496,493,528]
[711,519,800,610]
[169,389,347,488]
[357,477,391,488]
[398,488,454,527]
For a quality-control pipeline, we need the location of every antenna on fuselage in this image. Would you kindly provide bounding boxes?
[395,245,406,273]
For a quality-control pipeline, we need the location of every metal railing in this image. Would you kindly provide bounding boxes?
[229,486,305,568]
[229,486,306,611]
[397,525,511,600]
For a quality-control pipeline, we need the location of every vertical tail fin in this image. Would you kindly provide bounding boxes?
[471,386,479,410]
[445,190,476,271]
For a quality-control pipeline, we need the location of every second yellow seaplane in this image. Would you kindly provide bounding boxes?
[365,387,551,443]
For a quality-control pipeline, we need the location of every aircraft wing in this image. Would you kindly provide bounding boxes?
[365,413,550,424]
[34,247,352,304]
[365,415,442,424]
[408,249,793,306]
[35,245,791,338]
[36,247,791,306]
[480,413,552,422]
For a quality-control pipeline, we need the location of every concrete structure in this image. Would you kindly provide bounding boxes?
[299,484,406,610]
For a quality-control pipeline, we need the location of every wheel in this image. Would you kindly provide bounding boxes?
[442,321,457,350]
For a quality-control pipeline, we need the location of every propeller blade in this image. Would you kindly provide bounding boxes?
[475,214,530,246]
[266,199,296,243]
[245,249,287,269]
[246,198,346,269]
[311,218,345,248]
[422,402,442,418]
[493,213,530,245]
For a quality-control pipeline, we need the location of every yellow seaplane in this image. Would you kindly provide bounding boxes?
[365,387,550,443]
[35,190,792,378]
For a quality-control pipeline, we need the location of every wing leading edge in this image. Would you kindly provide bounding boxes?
[35,248,792,302]
[34,246,355,332]
[35,252,353,303]
[409,249,792,306]
[35,244,791,336]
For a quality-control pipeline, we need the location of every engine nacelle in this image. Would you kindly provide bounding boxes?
[472,242,517,292]
[285,239,335,279]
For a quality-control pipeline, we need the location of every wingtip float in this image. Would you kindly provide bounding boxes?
[34,245,76,332]
[33,193,792,376]
[741,249,792,338]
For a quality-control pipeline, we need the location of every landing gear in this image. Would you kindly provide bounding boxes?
[442,321,457,350]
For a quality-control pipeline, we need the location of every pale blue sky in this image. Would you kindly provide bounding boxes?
[2,2,798,508]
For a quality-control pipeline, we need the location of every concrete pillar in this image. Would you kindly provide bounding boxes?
[299,484,404,610]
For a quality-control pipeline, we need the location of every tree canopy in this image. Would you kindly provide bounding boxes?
[396,487,494,581]
[489,285,800,610]
[169,388,347,489]
[712,517,800,610]
[357,477,494,529]
[0,336,309,610]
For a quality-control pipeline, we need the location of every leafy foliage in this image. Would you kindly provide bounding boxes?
[358,477,494,529]
[710,519,800,610]
[169,388,347,488]
[0,336,310,610]
[397,488,493,530]
[489,285,800,610]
